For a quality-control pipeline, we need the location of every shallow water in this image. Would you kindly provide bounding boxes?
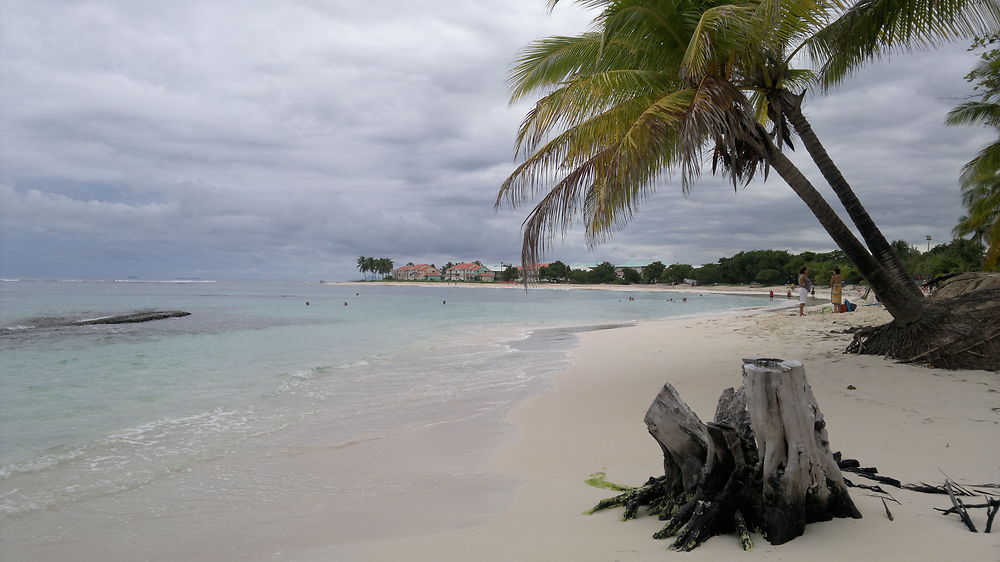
[0,280,777,558]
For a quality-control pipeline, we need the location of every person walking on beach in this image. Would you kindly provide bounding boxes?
[798,266,811,316]
[830,267,843,313]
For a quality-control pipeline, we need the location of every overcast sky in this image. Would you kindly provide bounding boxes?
[0,1,991,280]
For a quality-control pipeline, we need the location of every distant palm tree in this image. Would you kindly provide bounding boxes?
[377,257,394,279]
[357,256,368,280]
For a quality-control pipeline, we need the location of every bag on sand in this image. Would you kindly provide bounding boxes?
[843,299,857,312]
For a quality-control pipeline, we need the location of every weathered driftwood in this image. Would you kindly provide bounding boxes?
[945,480,979,532]
[643,383,708,498]
[743,358,861,543]
[589,358,860,550]
[837,456,1000,532]
[934,498,1000,533]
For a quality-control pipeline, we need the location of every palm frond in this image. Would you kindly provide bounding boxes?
[499,93,664,208]
[509,33,619,102]
[513,67,679,156]
[809,0,1000,90]
[945,100,1000,129]
[519,146,619,269]
[683,4,758,83]
[583,89,697,240]
[958,139,1000,188]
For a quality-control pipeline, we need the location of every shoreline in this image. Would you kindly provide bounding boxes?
[328,279,867,303]
[338,303,999,561]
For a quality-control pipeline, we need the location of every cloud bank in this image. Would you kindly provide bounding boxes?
[0,1,990,279]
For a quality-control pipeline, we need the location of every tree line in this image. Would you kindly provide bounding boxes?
[536,242,984,287]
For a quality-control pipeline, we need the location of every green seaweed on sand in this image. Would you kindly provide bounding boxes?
[584,472,631,493]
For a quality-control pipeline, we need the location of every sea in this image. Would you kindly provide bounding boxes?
[0,279,776,560]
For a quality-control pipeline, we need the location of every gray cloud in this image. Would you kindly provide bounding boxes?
[0,1,990,279]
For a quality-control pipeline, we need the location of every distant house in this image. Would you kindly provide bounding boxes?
[446,262,495,282]
[392,264,441,281]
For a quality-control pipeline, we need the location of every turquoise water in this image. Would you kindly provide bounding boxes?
[0,279,771,525]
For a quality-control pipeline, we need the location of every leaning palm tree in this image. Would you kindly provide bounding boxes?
[790,0,1000,301]
[500,0,1000,368]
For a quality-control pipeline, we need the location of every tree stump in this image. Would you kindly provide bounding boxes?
[644,383,708,498]
[589,358,861,550]
[742,358,861,543]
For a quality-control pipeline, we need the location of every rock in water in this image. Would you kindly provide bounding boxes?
[73,311,191,325]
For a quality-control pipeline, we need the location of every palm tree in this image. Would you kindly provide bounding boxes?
[377,257,395,279]
[947,36,1000,269]
[500,0,1000,367]
[357,256,368,280]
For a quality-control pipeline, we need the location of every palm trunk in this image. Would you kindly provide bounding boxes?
[775,90,925,303]
[763,137,925,324]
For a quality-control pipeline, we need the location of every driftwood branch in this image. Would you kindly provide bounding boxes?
[945,480,978,532]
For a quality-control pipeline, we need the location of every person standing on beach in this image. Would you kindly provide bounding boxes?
[798,267,811,316]
[830,267,843,313]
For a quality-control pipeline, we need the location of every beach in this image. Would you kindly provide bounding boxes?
[336,301,999,561]
[2,282,996,560]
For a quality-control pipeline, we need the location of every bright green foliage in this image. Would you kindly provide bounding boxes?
[948,34,1000,270]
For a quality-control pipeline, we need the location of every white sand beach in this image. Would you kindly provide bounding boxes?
[330,302,999,561]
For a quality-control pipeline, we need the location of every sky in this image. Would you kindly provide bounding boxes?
[0,1,992,281]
